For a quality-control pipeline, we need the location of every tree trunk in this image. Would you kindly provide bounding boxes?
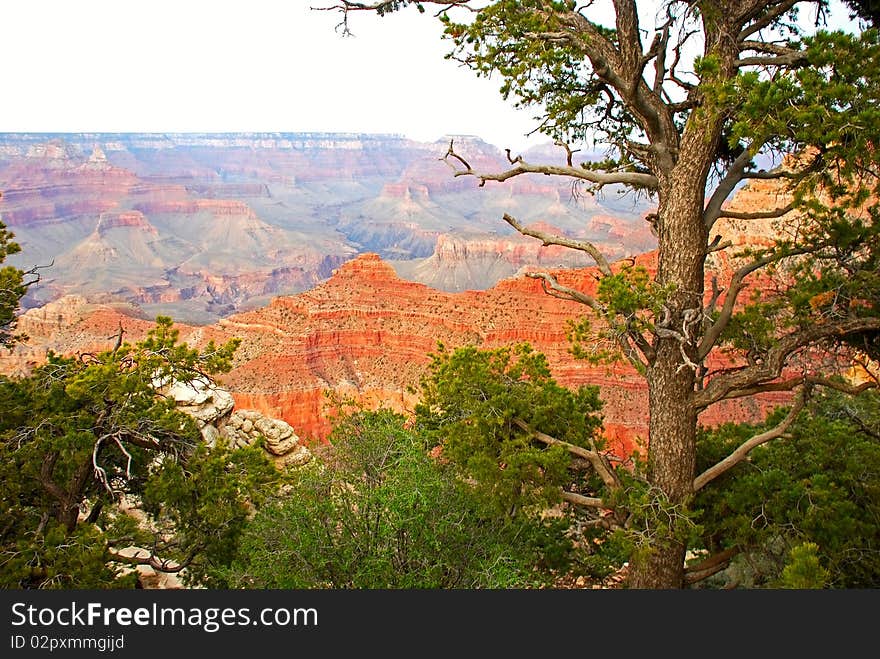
[628,344,698,588]
[626,155,710,588]
[58,458,93,534]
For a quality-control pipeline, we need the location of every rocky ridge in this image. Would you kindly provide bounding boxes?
[1,234,793,458]
[158,375,311,469]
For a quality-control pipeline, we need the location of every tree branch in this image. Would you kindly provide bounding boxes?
[39,451,66,504]
[693,385,810,492]
[697,247,810,360]
[695,316,880,408]
[613,0,650,105]
[442,140,658,191]
[738,0,801,41]
[108,545,200,574]
[735,53,808,68]
[561,490,606,508]
[511,417,619,490]
[652,21,671,97]
[698,372,878,408]
[704,147,762,231]
[683,547,741,584]
[525,272,601,309]
[742,169,806,180]
[312,1,475,35]
[717,202,795,220]
[503,213,613,276]
[740,40,803,56]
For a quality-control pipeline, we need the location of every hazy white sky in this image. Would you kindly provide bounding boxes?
[1,1,555,150]
[2,1,858,151]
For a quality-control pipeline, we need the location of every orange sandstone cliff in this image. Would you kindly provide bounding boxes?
[1,249,792,459]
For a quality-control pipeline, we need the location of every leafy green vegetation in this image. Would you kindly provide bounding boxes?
[415,343,604,513]
[692,389,880,588]
[0,318,280,588]
[0,217,28,348]
[219,405,573,588]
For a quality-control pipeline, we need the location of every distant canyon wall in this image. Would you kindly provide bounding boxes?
[0,132,653,324]
[0,134,814,458]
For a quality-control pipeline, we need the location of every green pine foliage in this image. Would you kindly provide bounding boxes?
[411,343,633,582]
[776,542,831,589]
[0,218,28,348]
[692,389,880,588]
[219,407,572,588]
[0,317,280,588]
[414,343,604,513]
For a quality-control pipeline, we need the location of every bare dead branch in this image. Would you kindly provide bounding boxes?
[667,26,700,92]
[442,140,658,191]
[110,323,125,354]
[805,376,878,396]
[735,53,808,68]
[743,168,809,180]
[668,98,701,113]
[697,246,811,360]
[704,148,762,231]
[313,1,475,15]
[92,437,112,495]
[561,491,607,508]
[512,417,619,490]
[555,141,580,168]
[706,375,805,402]
[653,21,671,96]
[841,405,880,440]
[706,237,733,254]
[740,40,804,56]
[703,370,880,404]
[111,435,134,482]
[525,271,602,309]
[738,0,801,41]
[694,316,880,408]
[693,385,810,492]
[684,547,741,584]
[503,213,613,276]
[108,545,200,574]
[444,139,472,170]
[624,318,657,366]
[718,202,795,221]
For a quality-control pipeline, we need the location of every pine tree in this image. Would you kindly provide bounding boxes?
[320,0,880,587]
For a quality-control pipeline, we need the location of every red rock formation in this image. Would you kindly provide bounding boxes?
[0,144,139,226]
[1,251,793,460]
[379,182,432,202]
[95,211,157,235]
[131,199,258,217]
[0,134,656,323]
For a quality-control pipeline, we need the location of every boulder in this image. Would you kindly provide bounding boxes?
[223,409,311,465]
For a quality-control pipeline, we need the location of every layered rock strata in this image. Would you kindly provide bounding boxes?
[1,250,793,460]
[0,133,651,322]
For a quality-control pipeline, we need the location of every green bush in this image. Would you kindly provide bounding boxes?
[219,407,572,588]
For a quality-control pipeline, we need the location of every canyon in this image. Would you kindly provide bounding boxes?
[0,247,791,458]
[0,133,803,458]
[0,133,653,324]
